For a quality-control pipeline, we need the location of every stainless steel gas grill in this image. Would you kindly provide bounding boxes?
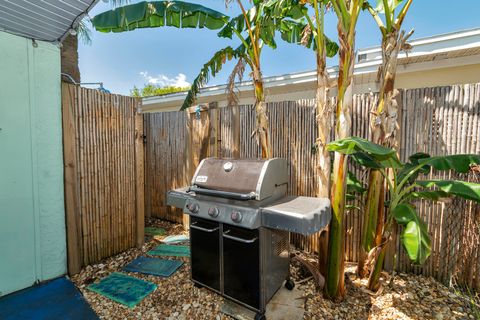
[167,158,331,319]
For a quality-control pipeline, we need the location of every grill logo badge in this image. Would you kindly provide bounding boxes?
[196,175,208,183]
[223,162,233,172]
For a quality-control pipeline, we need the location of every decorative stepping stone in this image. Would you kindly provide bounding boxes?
[87,272,156,308]
[144,227,166,236]
[123,256,183,277]
[147,244,190,257]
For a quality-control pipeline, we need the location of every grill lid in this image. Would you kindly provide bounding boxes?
[191,158,288,201]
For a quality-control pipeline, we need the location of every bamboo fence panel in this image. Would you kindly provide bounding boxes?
[144,111,188,223]
[62,83,144,275]
[144,83,480,289]
[144,105,218,223]
[394,84,480,289]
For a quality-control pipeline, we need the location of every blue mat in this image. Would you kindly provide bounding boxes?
[148,244,190,257]
[123,256,183,277]
[0,277,98,320]
[87,272,156,308]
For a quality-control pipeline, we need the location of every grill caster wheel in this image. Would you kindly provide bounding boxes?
[285,279,295,291]
[254,313,266,320]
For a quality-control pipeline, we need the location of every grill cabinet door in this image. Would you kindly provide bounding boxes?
[190,217,220,291]
[222,226,260,310]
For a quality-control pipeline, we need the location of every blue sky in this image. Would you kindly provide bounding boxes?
[79,0,480,95]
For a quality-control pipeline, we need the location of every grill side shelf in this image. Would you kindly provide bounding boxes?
[261,196,331,235]
[166,187,191,209]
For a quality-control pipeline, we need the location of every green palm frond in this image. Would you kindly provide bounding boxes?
[103,0,131,8]
[181,46,248,110]
[77,18,92,45]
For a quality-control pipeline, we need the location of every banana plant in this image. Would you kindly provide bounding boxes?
[328,136,480,291]
[357,0,414,278]
[324,0,365,300]
[262,0,340,279]
[92,0,292,159]
[264,0,339,197]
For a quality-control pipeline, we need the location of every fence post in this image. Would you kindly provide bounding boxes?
[135,106,145,248]
[62,82,82,275]
[144,114,152,219]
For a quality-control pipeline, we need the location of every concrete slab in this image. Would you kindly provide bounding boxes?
[267,286,305,319]
[221,283,305,320]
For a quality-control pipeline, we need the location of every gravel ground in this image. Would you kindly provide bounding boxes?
[72,219,479,320]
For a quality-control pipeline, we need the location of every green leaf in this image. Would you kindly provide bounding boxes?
[346,194,357,201]
[419,154,480,173]
[407,190,449,202]
[277,19,339,57]
[350,152,384,169]
[92,1,228,33]
[392,204,431,265]
[327,136,402,168]
[397,152,431,184]
[263,0,307,20]
[374,0,404,14]
[347,171,366,194]
[346,204,360,211]
[416,180,480,203]
[181,46,247,110]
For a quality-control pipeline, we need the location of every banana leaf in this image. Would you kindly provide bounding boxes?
[277,19,339,57]
[350,152,387,169]
[397,152,431,184]
[373,0,404,13]
[392,203,431,265]
[407,190,449,201]
[92,1,228,32]
[419,154,480,173]
[347,171,366,194]
[416,180,480,203]
[263,0,307,20]
[181,46,247,110]
[327,136,402,168]
[346,171,366,207]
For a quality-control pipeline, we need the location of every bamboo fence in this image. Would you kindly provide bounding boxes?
[62,83,144,275]
[144,83,480,289]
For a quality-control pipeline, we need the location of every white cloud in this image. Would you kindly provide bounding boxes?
[140,71,191,87]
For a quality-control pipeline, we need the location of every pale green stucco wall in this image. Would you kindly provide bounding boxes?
[0,31,66,296]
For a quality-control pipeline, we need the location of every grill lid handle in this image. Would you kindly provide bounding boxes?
[188,186,256,200]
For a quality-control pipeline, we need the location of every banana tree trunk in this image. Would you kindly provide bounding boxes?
[253,67,272,159]
[359,31,406,287]
[316,51,331,277]
[325,30,354,300]
[367,237,387,291]
[316,55,331,199]
[357,170,383,277]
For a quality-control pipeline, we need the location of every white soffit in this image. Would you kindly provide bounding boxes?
[0,0,99,42]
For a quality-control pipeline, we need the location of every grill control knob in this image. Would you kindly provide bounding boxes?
[231,211,242,222]
[187,203,199,214]
[208,207,219,217]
